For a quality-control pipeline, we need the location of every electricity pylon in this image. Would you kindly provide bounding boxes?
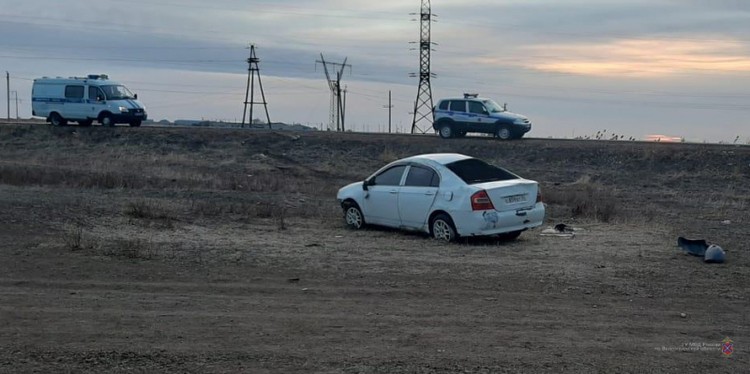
[317,54,351,131]
[410,0,437,134]
[241,44,271,128]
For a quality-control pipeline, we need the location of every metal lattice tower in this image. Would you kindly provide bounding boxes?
[316,54,351,131]
[241,44,271,128]
[410,0,436,134]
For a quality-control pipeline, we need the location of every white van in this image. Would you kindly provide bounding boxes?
[32,74,147,127]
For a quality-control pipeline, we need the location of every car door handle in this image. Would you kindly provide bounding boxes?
[425,191,435,196]
[389,190,398,194]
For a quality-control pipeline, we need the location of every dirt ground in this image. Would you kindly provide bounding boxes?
[0,124,748,373]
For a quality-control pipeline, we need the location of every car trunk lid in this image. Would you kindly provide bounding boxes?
[474,180,538,212]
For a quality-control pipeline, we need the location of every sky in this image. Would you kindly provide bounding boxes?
[1,0,749,142]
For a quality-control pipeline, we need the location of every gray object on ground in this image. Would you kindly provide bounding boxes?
[704,245,726,263]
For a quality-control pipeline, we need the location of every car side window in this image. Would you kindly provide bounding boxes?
[438,101,449,110]
[372,165,406,186]
[468,101,487,115]
[65,85,84,99]
[449,100,466,113]
[404,166,440,187]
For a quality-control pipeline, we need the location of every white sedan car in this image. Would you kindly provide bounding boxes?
[336,153,545,242]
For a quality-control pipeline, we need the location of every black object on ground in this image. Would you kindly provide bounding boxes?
[677,237,708,257]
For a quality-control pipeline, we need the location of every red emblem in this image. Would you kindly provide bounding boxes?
[722,338,734,357]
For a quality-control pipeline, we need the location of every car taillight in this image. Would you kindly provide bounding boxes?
[536,188,543,203]
[471,190,495,211]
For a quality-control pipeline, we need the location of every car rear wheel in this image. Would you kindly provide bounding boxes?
[438,125,453,139]
[496,126,512,140]
[343,201,365,229]
[50,113,66,127]
[431,214,457,242]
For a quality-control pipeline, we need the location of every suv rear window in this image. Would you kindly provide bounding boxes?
[446,159,519,184]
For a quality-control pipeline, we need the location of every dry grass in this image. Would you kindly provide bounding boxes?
[544,176,619,223]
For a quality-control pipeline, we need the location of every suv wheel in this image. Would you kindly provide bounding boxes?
[496,126,512,140]
[438,125,453,139]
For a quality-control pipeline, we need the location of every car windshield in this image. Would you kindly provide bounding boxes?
[483,100,505,113]
[446,158,519,184]
[101,85,135,100]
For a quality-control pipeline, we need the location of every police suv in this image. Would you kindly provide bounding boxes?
[32,74,147,127]
[432,94,532,140]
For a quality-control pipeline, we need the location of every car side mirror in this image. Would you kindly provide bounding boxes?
[362,179,370,191]
[134,93,138,100]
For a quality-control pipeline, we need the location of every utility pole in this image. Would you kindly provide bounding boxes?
[6,72,9,122]
[383,90,394,133]
[410,0,437,134]
[11,91,18,119]
[241,44,271,129]
[317,54,351,132]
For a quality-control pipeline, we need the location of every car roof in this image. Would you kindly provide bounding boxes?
[400,153,472,165]
[439,97,491,102]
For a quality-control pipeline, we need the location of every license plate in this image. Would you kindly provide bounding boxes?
[504,194,527,204]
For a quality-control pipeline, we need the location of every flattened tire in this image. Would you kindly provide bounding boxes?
[343,201,365,229]
[496,126,512,140]
[50,113,66,127]
[431,213,458,242]
[438,125,453,139]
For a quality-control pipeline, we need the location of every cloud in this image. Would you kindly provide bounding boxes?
[473,38,750,78]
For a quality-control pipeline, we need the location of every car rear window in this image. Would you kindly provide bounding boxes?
[446,159,519,184]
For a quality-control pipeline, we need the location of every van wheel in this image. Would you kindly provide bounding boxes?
[100,114,115,127]
[496,126,512,140]
[50,113,66,127]
[78,120,93,127]
[129,120,142,127]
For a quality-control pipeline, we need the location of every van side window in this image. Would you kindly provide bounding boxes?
[438,101,449,110]
[65,85,84,99]
[88,87,104,101]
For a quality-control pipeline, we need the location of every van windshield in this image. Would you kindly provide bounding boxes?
[101,85,135,100]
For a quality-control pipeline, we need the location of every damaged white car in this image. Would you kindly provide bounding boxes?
[336,153,545,242]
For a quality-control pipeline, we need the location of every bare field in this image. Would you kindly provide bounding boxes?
[0,124,748,373]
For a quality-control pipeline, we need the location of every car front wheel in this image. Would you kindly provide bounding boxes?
[496,126,512,140]
[431,214,457,242]
[343,201,365,229]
